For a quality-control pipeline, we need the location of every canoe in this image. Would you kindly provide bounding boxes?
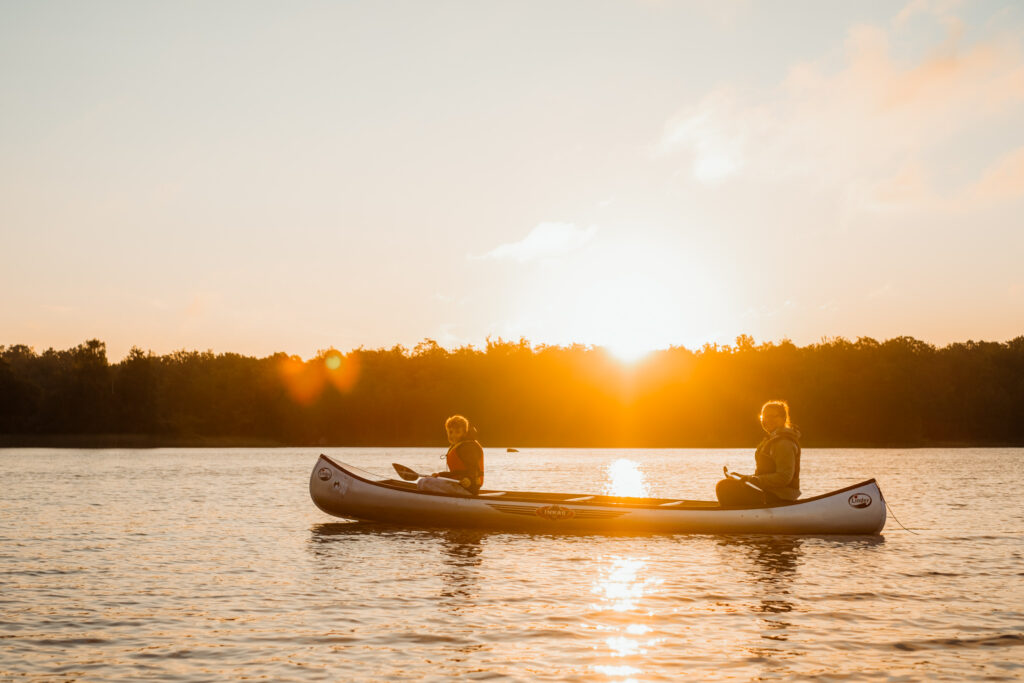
[309,455,887,535]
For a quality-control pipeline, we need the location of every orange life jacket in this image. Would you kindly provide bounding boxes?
[446,440,484,490]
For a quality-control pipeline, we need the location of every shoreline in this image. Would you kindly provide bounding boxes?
[0,434,1020,449]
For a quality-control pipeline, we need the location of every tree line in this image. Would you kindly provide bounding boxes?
[1,334,1022,447]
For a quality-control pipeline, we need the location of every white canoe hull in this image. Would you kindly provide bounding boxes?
[309,455,886,535]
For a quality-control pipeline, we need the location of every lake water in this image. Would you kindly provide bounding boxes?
[1,448,1022,681]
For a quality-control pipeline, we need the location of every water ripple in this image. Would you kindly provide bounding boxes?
[1,447,1023,680]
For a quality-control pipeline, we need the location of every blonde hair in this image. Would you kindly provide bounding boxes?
[445,415,469,432]
[761,400,792,427]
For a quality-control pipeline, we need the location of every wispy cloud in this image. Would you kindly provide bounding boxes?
[965,144,1024,203]
[893,0,963,29]
[656,89,748,183]
[476,222,597,263]
[657,4,1024,206]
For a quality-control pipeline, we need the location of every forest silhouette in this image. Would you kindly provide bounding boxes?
[1,335,1022,447]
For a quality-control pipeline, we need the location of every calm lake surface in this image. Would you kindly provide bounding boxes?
[1,448,1022,681]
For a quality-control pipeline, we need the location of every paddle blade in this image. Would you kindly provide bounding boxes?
[392,463,421,481]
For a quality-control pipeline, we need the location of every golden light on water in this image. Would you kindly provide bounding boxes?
[593,557,656,612]
[605,635,642,656]
[604,459,650,498]
[590,556,665,681]
[591,665,642,679]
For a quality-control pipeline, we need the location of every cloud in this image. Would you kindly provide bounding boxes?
[965,145,1024,203]
[656,89,750,183]
[894,0,964,29]
[872,161,932,206]
[657,5,1024,207]
[477,222,597,263]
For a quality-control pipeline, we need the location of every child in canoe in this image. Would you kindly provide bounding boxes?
[416,415,485,497]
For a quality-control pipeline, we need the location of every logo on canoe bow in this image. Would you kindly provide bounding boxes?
[848,493,872,508]
[536,505,575,521]
[317,467,332,481]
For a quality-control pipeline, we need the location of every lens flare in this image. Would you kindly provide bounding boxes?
[278,351,361,404]
[324,351,360,393]
[277,356,326,405]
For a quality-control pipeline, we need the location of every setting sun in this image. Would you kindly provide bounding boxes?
[501,235,725,362]
[604,340,656,364]
[579,273,670,361]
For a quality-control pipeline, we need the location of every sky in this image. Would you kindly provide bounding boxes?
[2,0,1023,362]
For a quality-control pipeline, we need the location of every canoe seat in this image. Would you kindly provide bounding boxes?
[477,491,506,497]
[659,501,683,507]
[565,496,595,502]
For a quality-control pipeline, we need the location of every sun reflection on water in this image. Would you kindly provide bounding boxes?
[592,664,642,681]
[603,459,650,498]
[593,557,655,612]
[590,556,665,680]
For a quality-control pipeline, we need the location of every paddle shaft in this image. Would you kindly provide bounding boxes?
[724,466,765,493]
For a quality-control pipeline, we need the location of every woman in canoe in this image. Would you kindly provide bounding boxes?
[716,400,801,507]
[416,415,485,497]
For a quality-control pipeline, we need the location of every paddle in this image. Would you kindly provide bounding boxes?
[392,463,424,481]
[724,465,765,493]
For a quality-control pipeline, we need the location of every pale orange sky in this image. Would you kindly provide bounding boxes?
[2,1,1023,361]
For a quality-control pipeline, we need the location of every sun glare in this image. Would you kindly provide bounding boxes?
[565,272,678,364]
[509,232,726,359]
[604,341,656,364]
[605,459,651,498]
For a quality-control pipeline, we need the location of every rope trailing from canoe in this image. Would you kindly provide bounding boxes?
[884,499,919,535]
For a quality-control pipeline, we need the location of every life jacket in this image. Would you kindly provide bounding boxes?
[446,439,484,491]
[754,426,802,495]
